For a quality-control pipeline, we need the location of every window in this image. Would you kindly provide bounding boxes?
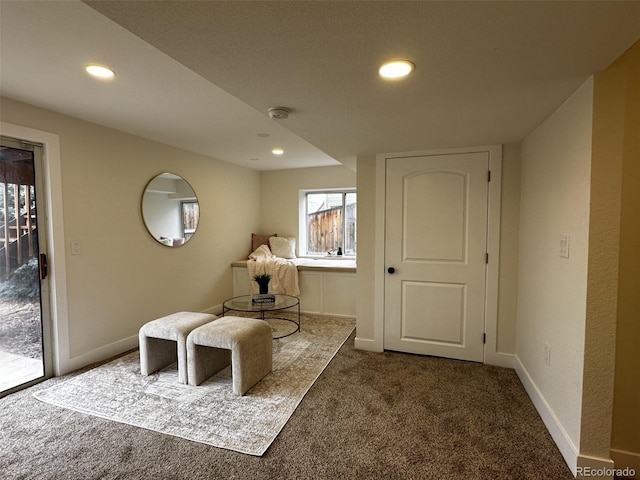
[299,190,356,257]
[181,201,199,241]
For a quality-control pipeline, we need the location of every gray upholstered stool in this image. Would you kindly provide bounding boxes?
[139,311,217,384]
[187,316,272,395]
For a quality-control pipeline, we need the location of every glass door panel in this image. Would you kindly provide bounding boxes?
[0,136,48,396]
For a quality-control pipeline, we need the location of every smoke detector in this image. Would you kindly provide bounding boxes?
[268,107,290,120]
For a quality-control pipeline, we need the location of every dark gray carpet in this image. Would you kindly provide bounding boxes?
[1,331,573,480]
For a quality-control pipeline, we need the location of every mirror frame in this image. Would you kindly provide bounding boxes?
[141,172,199,247]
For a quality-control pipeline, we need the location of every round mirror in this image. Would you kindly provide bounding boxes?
[141,173,199,247]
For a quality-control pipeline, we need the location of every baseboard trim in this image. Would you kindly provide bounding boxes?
[577,454,617,480]
[354,336,383,352]
[202,304,223,316]
[62,334,138,374]
[302,311,356,318]
[514,356,579,476]
[60,305,226,375]
[611,449,639,479]
[485,352,515,369]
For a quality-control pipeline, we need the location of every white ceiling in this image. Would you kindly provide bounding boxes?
[2,1,639,172]
[0,0,338,170]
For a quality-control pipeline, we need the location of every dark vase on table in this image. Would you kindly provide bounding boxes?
[257,280,270,295]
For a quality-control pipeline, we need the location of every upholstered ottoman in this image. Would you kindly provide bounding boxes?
[187,316,272,395]
[139,312,217,384]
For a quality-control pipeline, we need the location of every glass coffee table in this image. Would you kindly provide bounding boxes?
[222,294,300,339]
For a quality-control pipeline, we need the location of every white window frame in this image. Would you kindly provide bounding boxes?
[298,188,356,258]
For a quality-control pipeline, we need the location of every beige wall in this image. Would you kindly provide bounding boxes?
[497,143,521,354]
[516,78,594,459]
[592,41,640,467]
[258,165,356,250]
[354,155,377,344]
[1,97,261,370]
[355,146,521,356]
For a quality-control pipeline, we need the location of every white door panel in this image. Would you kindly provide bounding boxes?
[404,172,467,262]
[401,281,465,344]
[384,152,488,362]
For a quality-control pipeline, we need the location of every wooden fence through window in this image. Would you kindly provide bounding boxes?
[0,182,37,281]
[307,203,356,254]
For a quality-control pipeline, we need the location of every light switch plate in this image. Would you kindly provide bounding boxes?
[560,235,570,259]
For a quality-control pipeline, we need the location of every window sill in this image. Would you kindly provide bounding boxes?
[299,254,356,261]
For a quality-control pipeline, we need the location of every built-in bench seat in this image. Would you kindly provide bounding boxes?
[231,259,356,317]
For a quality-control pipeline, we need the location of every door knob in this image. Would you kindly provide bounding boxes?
[387,267,395,274]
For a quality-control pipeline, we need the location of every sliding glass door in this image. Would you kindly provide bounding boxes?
[0,135,51,397]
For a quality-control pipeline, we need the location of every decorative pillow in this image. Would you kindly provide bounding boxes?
[269,236,297,259]
[252,233,276,252]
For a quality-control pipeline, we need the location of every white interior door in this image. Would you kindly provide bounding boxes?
[383,152,489,362]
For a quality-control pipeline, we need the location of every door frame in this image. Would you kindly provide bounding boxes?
[373,145,507,366]
[1,122,70,376]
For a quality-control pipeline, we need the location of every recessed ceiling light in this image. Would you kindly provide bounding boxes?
[379,60,415,79]
[272,148,284,155]
[84,64,116,79]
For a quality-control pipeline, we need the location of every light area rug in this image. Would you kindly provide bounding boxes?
[34,314,355,456]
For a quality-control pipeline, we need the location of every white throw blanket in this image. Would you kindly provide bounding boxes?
[247,245,300,296]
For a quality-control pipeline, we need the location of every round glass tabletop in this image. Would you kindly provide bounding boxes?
[222,294,301,339]
[222,294,299,313]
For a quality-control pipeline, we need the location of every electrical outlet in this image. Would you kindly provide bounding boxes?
[71,241,81,255]
[544,342,551,366]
